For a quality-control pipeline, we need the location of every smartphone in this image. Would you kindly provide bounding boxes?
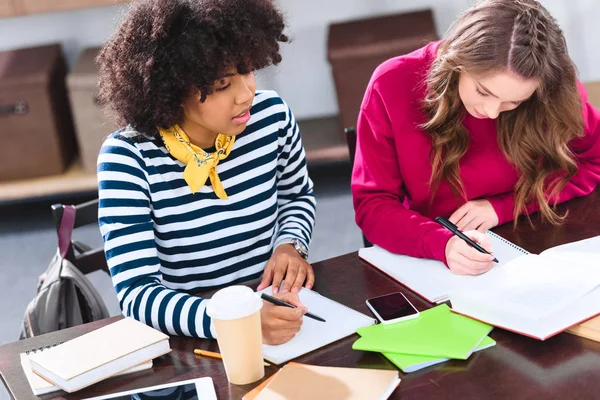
[365,292,419,324]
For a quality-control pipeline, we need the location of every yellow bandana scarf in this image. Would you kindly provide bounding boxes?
[158,124,235,199]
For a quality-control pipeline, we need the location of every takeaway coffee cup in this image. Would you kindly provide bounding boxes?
[206,286,265,385]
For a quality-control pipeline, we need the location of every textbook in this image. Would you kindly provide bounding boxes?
[28,317,171,393]
[258,287,376,364]
[353,304,493,360]
[358,231,527,303]
[20,353,152,396]
[252,362,400,400]
[450,236,600,340]
[382,336,496,373]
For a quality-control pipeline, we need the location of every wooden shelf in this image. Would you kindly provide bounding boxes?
[0,116,349,204]
[0,157,97,203]
[1,0,130,18]
[301,115,349,164]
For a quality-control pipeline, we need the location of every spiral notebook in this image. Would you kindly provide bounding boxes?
[258,287,376,364]
[19,344,152,396]
[358,231,529,303]
[27,317,170,393]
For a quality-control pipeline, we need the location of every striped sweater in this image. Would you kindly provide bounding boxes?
[97,90,316,339]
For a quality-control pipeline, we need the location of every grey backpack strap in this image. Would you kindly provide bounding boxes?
[57,204,109,322]
[60,260,110,322]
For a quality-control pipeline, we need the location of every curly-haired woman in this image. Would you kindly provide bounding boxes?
[352,0,600,275]
[96,0,315,344]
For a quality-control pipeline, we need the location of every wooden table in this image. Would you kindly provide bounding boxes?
[2,187,600,400]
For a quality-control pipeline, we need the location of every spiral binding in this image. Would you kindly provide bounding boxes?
[25,342,64,355]
[487,231,529,254]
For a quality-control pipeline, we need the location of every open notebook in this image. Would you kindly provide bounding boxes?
[358,231,528,303]
[450,235,600,340]
[258,287,375,364]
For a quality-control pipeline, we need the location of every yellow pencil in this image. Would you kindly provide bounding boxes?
[193,349,270,366]
[193,349,222,359]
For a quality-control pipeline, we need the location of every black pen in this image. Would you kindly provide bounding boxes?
[435,216,499,263]
[260,293,326,322]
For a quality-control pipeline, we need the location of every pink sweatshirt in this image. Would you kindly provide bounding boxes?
[352,41,600,263]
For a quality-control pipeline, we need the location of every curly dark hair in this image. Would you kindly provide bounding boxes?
[97,0,288,136]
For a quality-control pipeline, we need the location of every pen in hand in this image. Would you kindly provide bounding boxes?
[260,293,326,322]
[435,216,499,263]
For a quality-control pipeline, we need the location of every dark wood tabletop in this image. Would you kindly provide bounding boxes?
[2,187,600,400]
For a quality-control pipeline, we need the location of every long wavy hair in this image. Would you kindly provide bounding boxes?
[422,0,584,225]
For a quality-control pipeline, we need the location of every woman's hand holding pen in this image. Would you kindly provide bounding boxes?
[449,199,499,232]
[257,244,315,294]
[260,292,307,345]
[445,230,496,275]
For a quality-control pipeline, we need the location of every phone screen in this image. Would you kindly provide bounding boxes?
[367,292,418,321]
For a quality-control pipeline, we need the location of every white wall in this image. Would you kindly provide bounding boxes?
[0,5,128,66]
[0,0,599,120]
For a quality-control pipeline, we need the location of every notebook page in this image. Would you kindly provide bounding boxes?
[20,353,57,395]
[258,287,375,364]
[358,232,528,303]
[453,254,600,317]
[541,235,600,255]
[358,246,453,302]
[537,236,600,272]
[486,231,529,262]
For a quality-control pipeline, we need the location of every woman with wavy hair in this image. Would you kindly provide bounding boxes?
[96,0,315,344]
[352,0,600,275]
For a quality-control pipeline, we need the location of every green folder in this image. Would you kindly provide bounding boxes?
[353,304,492,360]
[383,336,496,373]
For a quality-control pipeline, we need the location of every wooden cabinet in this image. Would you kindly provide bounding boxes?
[0,0,130,18]
[584,81,600,110]
[0,1,349,204]
[0,0,20,18]
[0,116,349,204]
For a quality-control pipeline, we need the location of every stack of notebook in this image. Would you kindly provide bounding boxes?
[21,317,171,394]
[352,305,496,373]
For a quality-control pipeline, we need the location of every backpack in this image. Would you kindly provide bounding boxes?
[19,205,110,339]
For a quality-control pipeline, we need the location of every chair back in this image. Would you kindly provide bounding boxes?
[51,199,109,275]
[345,127,358,166]
[344,127,372,248]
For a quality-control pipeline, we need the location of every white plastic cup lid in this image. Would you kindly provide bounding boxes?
[206,285,263,320]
